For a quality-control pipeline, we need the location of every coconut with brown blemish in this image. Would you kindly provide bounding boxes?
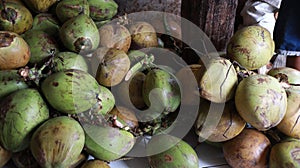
[0,31,30,70]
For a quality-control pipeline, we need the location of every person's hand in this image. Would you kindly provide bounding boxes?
[274,11,279,20]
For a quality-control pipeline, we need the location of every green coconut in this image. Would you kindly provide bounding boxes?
[0,88,49,152]
[269,138,300,168]
[147,134,199,168]
[59,14,99,54]
[0,70,28,99]
[84,124,135,161]
[30,116,85,168]
[268,67,300,138]
[235,74,287,131]
[53,51,89,72]
[199,57,238,103]
[227,25,274,70]
[41,69,100,114]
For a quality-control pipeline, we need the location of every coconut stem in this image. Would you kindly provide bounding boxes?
[231,61,258,80]
[18,50,56,86]
[125,53,155,81]
[117,13,130,25]
[18,67,43,86]
[273,73,300,89]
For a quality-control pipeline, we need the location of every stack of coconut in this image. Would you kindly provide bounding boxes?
[192,25,300,167]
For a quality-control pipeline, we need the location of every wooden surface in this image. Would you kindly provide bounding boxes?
[181,0,239,52]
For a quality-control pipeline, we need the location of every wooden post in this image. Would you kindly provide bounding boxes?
[181,0,239,52]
